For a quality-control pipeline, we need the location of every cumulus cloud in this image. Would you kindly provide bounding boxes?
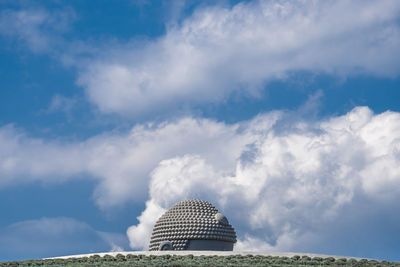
[0,217,128,261]
[126,107,400,259]
[0,116,256,208]
[2,107,400,258]
[78,0,400,116]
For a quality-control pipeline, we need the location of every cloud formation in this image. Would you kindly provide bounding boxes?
[0,117,252,208]
[79,0,400,116]
[1,107,400,258]
[0,217,128,261]
[1,0,399,261]
[0,7,74,53]
[127,107,400,259]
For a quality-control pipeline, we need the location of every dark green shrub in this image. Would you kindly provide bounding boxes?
[313,257,323,261]
[291,255,301,260]
[115,254,126,261]
[90,254,100,259]
[324,257,335,262]
[347,258,358,264]
[301,255,311,261]
[126,254,138,260]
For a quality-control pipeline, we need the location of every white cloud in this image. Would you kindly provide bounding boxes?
[47,94,78,114]
[0,7,75,53]
[0,217,128,260]
[126,107,400,259]
[126,200,166,250]
[2,107,400,257]
[78,0,400,116]
[0,116,256,208]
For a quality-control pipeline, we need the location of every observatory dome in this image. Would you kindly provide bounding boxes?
[149,199,237,251]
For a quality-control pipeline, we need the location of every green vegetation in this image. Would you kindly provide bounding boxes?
[1,254,399,267]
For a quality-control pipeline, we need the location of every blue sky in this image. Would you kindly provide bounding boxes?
[1,0,400,262]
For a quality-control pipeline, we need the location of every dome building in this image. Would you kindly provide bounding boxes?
[149,199,237,251]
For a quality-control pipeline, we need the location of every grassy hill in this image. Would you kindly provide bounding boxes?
[1,254,399,266]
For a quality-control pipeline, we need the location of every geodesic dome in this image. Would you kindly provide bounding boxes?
[149,199,237,251]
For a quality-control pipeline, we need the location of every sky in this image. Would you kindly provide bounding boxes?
[0,0,400,262]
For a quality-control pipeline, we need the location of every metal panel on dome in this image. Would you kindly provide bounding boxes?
[149,199,237,251]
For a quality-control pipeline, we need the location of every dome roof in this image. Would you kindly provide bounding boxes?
[149,199,237,251]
